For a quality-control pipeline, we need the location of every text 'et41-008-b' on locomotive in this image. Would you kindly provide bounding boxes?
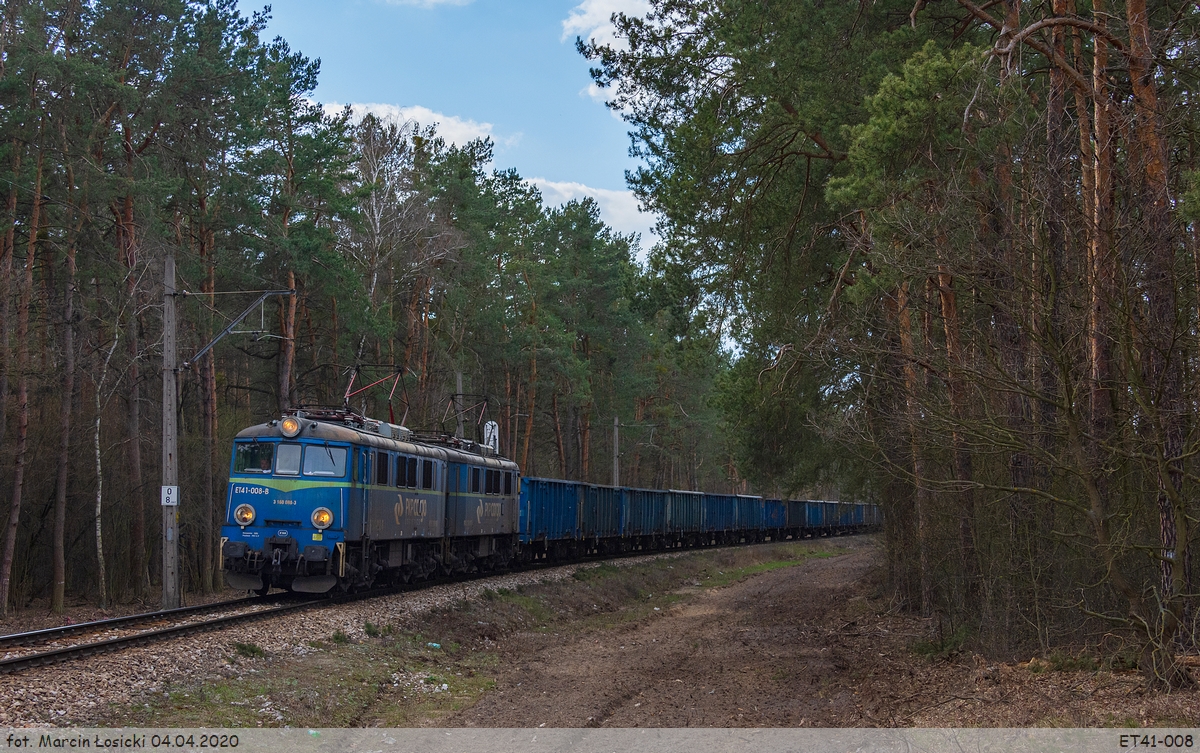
[220,408,520,594]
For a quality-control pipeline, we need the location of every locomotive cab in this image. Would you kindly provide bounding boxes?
[221,418,352,594]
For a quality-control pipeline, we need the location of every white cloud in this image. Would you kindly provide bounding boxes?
[323,102,519,148]
[581,81,608,105]
[562,0,651,49]
[530,177,659,258]
[579,81,628,120]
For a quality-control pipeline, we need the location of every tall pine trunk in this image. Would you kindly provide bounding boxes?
[1087,0,1117,615]
[552,393,567,477]
[522,354,537,471]
[201,260,217,593]
[502,371,512,457]
[580,407,591,482]
[895,281,932,615]
[936,265,977,597]
[93,334,121,610]
[0,146,19,452]
[0,148,42,618]
[52,168,81,614]
[116,192,149,599]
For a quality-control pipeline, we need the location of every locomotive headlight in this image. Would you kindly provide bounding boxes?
[280,416,302,437]
[234,504,256,526]
[311,507,333,530]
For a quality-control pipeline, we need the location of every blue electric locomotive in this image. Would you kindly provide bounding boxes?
[221,408,519,593]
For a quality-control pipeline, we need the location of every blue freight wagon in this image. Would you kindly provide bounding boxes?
[821,501,838,532]
[667,490,704,539]
[582,484,622,544]
[803,500,823,531]
[520,477,580,545]
[625,487,667,539]
[837,502,849,530]
[764,499,787,532]
[868,504,883,528]
[784,500,804,535]
[736,495,764,534]
[703,493,738,534]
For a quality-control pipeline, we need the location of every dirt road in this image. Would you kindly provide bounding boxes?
[451,538,881,726]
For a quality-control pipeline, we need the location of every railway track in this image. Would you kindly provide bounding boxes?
[0,593,325,676]
[0,553,623,677]
[0,595,289,650]
[0,568,517,677]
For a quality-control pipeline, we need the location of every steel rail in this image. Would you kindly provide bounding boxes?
[0,580,425,677]
[0,560,550,677]
[0,599,320,676]
[0,595,288,650]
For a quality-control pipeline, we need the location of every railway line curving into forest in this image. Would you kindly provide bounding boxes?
[0,531,866,678]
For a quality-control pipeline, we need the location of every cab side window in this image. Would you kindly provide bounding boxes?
[421,460,435,490]
[470,467,481,493]
[375,451,390,486]
[395,455,418,487]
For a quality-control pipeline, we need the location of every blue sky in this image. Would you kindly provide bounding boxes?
[262,0,658,248]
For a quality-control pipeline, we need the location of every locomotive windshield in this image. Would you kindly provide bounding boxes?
[275,443,302,475]
[232,441,347,478]
[303,445,347,477]
[233,442,274,474]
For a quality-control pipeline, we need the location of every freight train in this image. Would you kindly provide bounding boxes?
[220,409,880,594]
